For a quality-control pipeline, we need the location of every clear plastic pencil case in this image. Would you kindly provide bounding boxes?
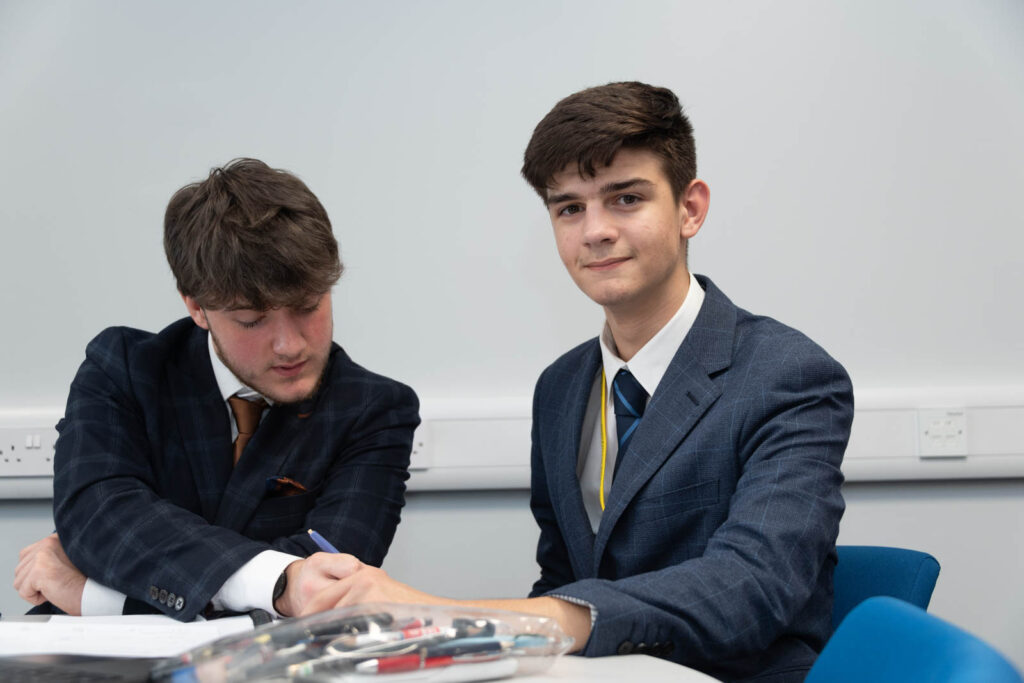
[150,602,574,682]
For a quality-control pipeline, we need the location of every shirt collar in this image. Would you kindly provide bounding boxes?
[207,332,269,403]
[599,271,705,398]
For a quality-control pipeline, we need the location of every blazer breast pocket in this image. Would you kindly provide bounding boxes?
[246,490,317,542]
[632,479,720,523]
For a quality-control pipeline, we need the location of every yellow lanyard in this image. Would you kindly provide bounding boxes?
[599,367,608,510]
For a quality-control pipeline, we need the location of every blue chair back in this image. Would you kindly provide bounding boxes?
[833,545,939,631]
[807,596,1022,683]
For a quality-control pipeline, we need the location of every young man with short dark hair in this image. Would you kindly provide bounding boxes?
[299,83,853,682]
[14,158,419,622]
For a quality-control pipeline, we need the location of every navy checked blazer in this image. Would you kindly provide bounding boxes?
[529,276,853,683]
[52,318,419,621]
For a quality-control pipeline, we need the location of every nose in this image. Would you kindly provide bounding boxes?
[270,313,307,359]
[581,206,617,246]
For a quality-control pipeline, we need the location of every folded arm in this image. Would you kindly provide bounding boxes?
[13,533,86,615]
[52,328,418,620]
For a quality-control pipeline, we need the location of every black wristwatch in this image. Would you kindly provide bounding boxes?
[272,569,288,607]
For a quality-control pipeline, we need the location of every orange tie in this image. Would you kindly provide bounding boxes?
[228,396,266,465]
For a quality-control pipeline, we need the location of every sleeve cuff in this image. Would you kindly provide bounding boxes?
[549,593,599,628]
[81,578,127,616]
[210,550,300,616]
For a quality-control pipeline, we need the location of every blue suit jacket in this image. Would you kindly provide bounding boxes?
[52,318,419,621]
[529,277,853,682]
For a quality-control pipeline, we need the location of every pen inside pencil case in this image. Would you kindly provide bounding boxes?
[309,635,515,676]
[328,626,459,656]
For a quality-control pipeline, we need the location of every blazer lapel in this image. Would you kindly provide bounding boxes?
[214,406,303,530]
[594,277,736,568]
[166,326,234,523]
[546,342,601,579]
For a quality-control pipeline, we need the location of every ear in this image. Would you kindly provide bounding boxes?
[181,294,210,330]
[678,179,711,240]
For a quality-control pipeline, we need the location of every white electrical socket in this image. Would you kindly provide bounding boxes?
[0,426,58,477]
[408,423,432,471]
[917,409,968,458]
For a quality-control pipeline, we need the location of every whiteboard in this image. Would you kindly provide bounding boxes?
[2,0,1023,411]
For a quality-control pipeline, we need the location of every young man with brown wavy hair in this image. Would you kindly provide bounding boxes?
[15,159,419,622]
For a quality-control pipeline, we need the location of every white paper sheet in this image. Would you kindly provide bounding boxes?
[0,614,254,658]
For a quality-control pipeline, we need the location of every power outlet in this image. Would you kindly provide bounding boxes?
[0,426,58,477]
[408,422,432,471]
[918,409,968,458]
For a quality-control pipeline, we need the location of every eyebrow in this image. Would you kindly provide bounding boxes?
[545,177,655,206]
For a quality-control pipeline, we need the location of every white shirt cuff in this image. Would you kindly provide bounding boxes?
[210,550,300,616]
[81,578,127,615]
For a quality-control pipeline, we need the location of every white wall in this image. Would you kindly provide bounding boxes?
[1,0,1022,672]
[2,0,1023,405]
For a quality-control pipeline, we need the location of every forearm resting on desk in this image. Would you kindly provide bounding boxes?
[15,533,307,619]
[298,555,593,651]
[452,596,592,651]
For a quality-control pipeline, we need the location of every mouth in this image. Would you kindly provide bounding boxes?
[585,257,630,271]
[272,360,308,378]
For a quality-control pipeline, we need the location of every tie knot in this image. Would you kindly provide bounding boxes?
[228,396,266,435]
[612,369,648,419]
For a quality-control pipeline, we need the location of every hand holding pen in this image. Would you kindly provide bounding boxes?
[273,530,361,618]
[298,541,450,615]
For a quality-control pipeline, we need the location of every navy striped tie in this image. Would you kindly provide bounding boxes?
[613,368,648,470]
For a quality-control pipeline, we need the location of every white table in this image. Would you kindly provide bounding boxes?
[525,654,721,682]
[0,616,722,682]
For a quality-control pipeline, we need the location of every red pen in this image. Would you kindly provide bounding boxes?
[355,652,503,674]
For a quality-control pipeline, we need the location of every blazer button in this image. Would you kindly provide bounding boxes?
[636,642,648,654]
[174,596,185,611]
[149,586,159,601]
[617,640,634,655]
[158,589,168,604]
[167,593,176,607]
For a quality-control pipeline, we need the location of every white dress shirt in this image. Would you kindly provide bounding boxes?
[577,272,705,532]
[80,334,300,617]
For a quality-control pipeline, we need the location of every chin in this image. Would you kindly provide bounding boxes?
[248,371,318,405]
[268,382,318,405]
[576,277,630,303]
[585,288,636,309]
[251,356,329,405]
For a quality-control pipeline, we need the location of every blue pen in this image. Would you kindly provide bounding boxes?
[307,528,340,553]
